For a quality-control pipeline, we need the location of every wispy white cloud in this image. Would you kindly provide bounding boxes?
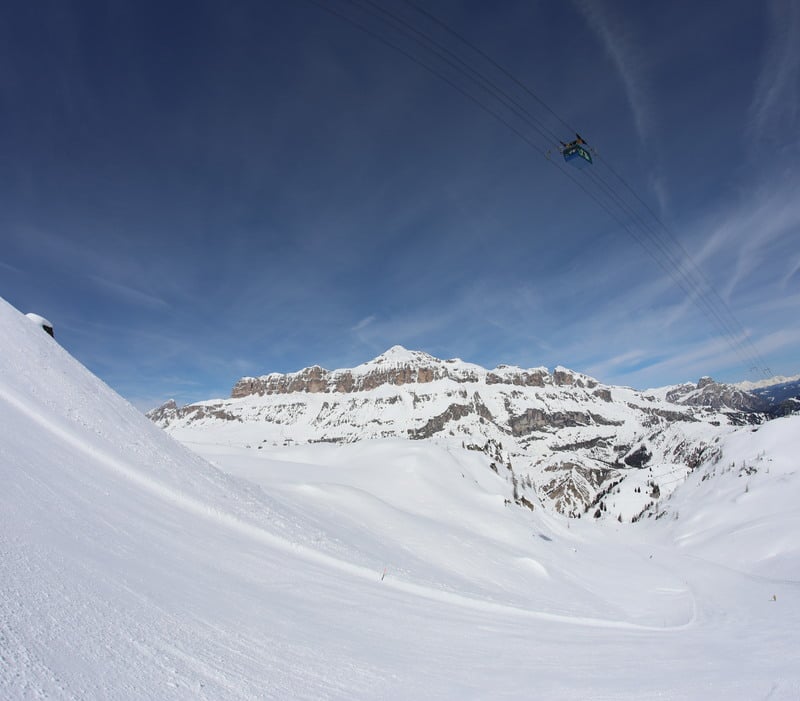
[748,0,800,144]
[607,333,751,388]
[780,257,800,289]
[649,174,670,218]
[632,335,747,387]
[351,315,376,332]
[585,348,648,379]
[0,259,23,274]
[746,291,800,315]
[589,314,800,388]
[89,275,170,309]
[536,231,790,385]
[342,278,551,370]
[350,311,451,353]
[687,175,800,300]
[6,224,194,316]
[572,0,652,144]
[753,326,800,356]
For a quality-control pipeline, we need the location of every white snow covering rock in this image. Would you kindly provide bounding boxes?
[2,295,799,699]
[736,373,800,391]
[24,312,54,336]
[659,415,800,580]
[156,350,765,519]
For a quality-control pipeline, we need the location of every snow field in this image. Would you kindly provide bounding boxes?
[2,297,799,699]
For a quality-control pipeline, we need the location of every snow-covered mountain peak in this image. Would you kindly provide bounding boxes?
[733,373,800,415]
[153,344,777,518]
[369,344,430,365]
[735,373,800,391]
[662,376,767,412]
[230,348,605,399]
[5,293,800,698]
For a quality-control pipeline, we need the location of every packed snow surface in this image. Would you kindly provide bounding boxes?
[1,296,798,699]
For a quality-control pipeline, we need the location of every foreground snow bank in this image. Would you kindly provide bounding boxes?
[661,414,800,580]
[2,296,798,700]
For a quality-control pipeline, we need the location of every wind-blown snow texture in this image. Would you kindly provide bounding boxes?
[1,296,798,699]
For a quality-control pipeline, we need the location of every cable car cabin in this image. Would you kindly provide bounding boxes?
[562,141,592,169]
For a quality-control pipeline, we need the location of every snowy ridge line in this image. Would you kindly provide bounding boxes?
[154,343,775,522]
[0,384,694,632]
[735,374,800,391]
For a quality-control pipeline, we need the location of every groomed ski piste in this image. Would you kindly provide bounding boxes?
[1,296,798,699]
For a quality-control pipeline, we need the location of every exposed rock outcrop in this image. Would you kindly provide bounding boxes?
[150,346,779,519]
[666,377,767,412]
[231,346,598,398]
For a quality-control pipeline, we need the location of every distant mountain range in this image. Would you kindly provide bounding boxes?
[149,346,798,520]
[739,376,800,416]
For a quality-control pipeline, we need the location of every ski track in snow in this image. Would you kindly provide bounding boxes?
[0,383,694,632]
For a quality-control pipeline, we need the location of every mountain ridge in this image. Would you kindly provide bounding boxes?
[230,345,595,398]
[150,346,782,520]
[5,296,799,698]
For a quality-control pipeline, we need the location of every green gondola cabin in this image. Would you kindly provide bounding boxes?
[562,140,593,169]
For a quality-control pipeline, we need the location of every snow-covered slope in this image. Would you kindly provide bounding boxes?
[656,415,800,580]
[152,350,767,519]
[3,296,798,699]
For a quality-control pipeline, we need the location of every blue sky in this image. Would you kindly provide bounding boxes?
[2,0,799,410]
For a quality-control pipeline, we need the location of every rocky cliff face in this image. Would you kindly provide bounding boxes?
[150,346,769,520]
[665,376,767,413]
[230,346,594,397]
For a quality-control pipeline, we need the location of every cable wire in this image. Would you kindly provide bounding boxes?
[302,0,772,378]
